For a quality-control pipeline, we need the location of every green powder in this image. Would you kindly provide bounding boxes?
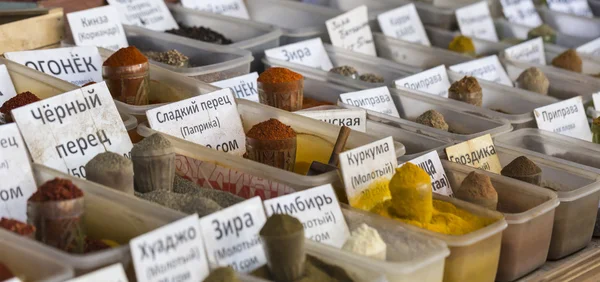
[251,256,355,282]
[203,267,239,282]
[259,214,303,236]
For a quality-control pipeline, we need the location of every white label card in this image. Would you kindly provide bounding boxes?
[0,65,17,107]
[339,87,400,118]
[146,88,246,156]
[339,137,397,211]
[593,93,600,111]
[534,96,592,141]
[181,0,250,19]
[67,6,129,51]
[296,109,367,132]
[106,0,178,31]
[65,263,128,282]
[264,38,334,71]
[263,184,350,248]
[547,0,593,18]
[4,46,102,86]
[377,4,431,46]
[130,215,209,282]
[199,197,267,273]
[210,73,259,102]
[395,65,451,97]
[401,151,453,197]
[456,1,499,42]
[503,37,546,65]
[450,55,513,87]
[0,124,36,222]
[12,82,134,178]
[577,37,600,58]
[500,0,543,27]
[326,6,377,56]
[445,134,503,174]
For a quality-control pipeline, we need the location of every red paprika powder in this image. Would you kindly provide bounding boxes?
[258,67,303,84]
[0,91,40,123]
[29,178,84,202]
[246,118,296,140]
[103,46,148,67]
[0,217,35,237]
[257,68,304,111]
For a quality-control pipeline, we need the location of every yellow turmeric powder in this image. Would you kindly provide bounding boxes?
[350,178,391,211]
[389,163,432,223]
[448,35,476,57]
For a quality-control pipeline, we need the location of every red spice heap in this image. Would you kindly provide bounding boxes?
[84,238,111,253]
[258,67,303,84]
[0,91,40,122]
[103,46,148,67]
[0,217,35,236]
[29,178,84,202]
[246,118,296,140]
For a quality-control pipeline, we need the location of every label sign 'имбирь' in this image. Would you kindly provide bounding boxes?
[263,184,350,248]
[181,0,250,19]
[0,65,17,107]
[65,263,129,282]
[503,37,546,65]
[450,55,513,87]
[211,72,259,102]
[395,65,451,97]
[456,1,499,42]
[264,38,334,71]
[377,4,431,46]
[326,6,376,56]
[0,123,37,222]
[401,151,453,197]
[577,38,600,58]
[339,137,397,211]
[296,109,367,132]
[4,46,102,86]
[500,0,542,27]
[130,215,210,282]
[339,87,400,118]
[546,0,593,18]
[146,88,246,156]
[199,197,267,273]
[534,96,592,141]
[12,82,133,178]
[107,0,178,31]
[66,6,129,51]
[445,134,502,174]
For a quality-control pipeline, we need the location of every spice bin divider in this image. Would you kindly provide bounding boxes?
[0,232,74,282]
[442,160,559,281]
[493,19,590,49]
[537,6,600,40]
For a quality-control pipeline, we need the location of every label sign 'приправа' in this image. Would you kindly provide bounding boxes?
[107,0,178,31]
[181,0,250,19]
[67,6,129,51]
[445,134,502,174]
[339,87,400,118]
[450,55,513,87]
[534,96,592,141]
[211,73,259,102]
[395,65,451,97]
[456,1,499,42]
[264,38,334,71]
[326,6,376,56]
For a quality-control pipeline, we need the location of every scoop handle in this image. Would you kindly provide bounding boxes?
[328,126,351,166]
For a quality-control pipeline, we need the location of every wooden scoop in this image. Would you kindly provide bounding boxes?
[307,126,351,176]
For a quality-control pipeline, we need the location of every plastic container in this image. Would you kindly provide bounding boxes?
[103,61,150,105]
[166,3,282,72]
[246,0,341,44]
[137,98,405,199]
[494,18,590,49]
[537,6,600,40]
[0,234,74,282]
[0,57,78,97]
[442,160,559,281]
[258,79,304,111]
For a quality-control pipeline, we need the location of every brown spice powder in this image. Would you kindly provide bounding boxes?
[449,76,482,94]
[458,171,496,198]
[258,67,303,84]
[246,118,296,140]
[551,49,582,73]
[29,178,84,202]
[501,156,542,176]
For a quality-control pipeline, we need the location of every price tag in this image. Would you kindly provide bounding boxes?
[456,1,499,42]
[264,38,334,71]
[547,0,593,18]
[67,6,129,51]
[65,263,128,282]
[500,0,542,27]
[106,0,178,31]
[199,197,267,273]
[0,65,17,107]
[4,47,102,87]
[445,134,502,174]
[263,184,350,248]
[503,37,546,65]
[377,4,431,46]
[401,151,453,197]
[146,88,246,156]
[12,82,134,178]
[395,65,451,97]
[296,109,367,132]
[130,215,209,282]
[181,0,250,19]
[450,55,513,87]
[0,124,36,222]
[339,137,397,211]
[534,96,592,141]
[339,87,400,118]
[326,5,377,56]
[577,37,600,58]
[210,72,259,102]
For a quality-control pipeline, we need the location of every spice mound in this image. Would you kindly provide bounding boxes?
[166,25,233,45]
[258,67,304,111]
[103,46,148,67]
[359,73,385,83]
[86,152,134,194]
[251,256,355,282]
[448,35,476,56]
[247,118,296,140]
[527,24,557,44]
[329,65,359,78]
[173,175,243,207]
[516,67,550,95]
[342,223,387,260]
[416,110,449,131]
[137,190,222,217]
[258,67,303,84]
[551,49,582,73]
[144,49,189,67]
[456,171,498,210]
[29,178,84,202]
[204,267,240,282]
[0,91,41,123]
[448,76,483,107]
[501,156,542,185]
[0,263,13,281]
[0,217,35,237]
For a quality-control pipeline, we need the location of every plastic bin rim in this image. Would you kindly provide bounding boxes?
[121,112,137,131]
[500,58,600,91]
[0,58,78,91]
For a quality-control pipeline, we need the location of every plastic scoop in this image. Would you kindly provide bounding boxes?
[307,126,351,176]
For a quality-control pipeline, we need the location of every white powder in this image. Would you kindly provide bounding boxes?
[342,223,387,260]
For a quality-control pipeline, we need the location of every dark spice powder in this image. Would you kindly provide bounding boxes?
[0,217,35,236]
[166,25,233,45]
[29,178,84,202]
[0,91,40,122]
[203,266,239,282]
[247,119,296,140]
[260,214,303,236]
[501,156,542,176]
